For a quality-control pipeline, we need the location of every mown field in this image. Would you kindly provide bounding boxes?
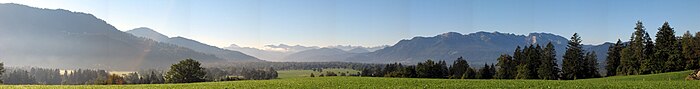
[0,70,697,89]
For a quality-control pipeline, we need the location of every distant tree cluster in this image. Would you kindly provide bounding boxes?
[236,67,278,80]
[121,70,165,84]
[358,33,601,80]
[212,62,383,71]
[359,57,495,79]
[560,33,601,79]
[0,58,278,85]
[606,21,700,76]
[496,40,595,80]
[311,70,359,77]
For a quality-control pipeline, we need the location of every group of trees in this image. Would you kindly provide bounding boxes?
[121,70,165,84]
[1,68,113,85]
[606,21,700,76]
[560,34,602,79]
[0,58,278,85]
[310,71,360,77]
[359,57,496,79]
[358,33,602,80]
[0,68,167,85]
[212,62,382,71]
[496,37,599,80]
[234,67,278,80]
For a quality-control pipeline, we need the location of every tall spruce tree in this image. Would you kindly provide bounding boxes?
[449,57,470,79]
[438,60,449,78]
[514,46,530,79]
[654,22,680,73]
[495,54,516,79]
[416,60,436,78]
[515,62,531,79]
[606,39,623,76]
[489,64,497,79]
[516,45,537,79]
[463,67,477,79]
[529,45,542,79]
[584,51,601,78]
[695,32,700,69]
[538,42,559,80]
[562,33,584,80]
[476,63,493,79]
[514,46,525,65]
[641,32,659,74]
[681,31,698,70]
[620,21,647,75]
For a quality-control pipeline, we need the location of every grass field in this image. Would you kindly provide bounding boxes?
[0,70,697,89]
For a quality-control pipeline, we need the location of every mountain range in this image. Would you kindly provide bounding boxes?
[126,27,261,62]
[0,3,260,70]
[0,3,613,70]
[346,32,611,66]
[223,44,387,61]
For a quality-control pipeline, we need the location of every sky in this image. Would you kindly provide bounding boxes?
[1,0,700,48]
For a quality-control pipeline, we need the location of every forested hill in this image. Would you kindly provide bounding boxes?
[346,32,611,66]
[0,3,227,70]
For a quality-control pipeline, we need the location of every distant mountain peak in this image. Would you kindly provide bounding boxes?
[347,47,371,53]
[438,32,463,38]
[228,44,241,48]
[126,27,169,41]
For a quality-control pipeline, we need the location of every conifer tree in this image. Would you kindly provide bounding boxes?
[584,51,601,78]
[695,32,700,69]
[514,46,524,65]
[528,45,542,79]
[515,63,531,79]
[495,54,516,79]
[538,42,559,80]
[562,33,584,80]
[489,64,496,79]
[462,68,477,79]
[606,39,623,76]
[681,31,698,70]
[620,21,647,75]
[654,22,680,73]
[449,57,470,79]
[476,63,493,79]
[438,60,449,78]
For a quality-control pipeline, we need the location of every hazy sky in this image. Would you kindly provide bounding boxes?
[2,0,700,48]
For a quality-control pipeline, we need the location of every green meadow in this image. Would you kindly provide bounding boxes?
[0,70,697,89]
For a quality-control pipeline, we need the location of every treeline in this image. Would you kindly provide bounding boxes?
[606,21,700,76]
[0,59,278,85]
[496,38,600,80]
[211,62,383,71]
[205,67,277,81]
[359,21,700,80]
[359,34,599,80]
[0,68,168,85]
[359,57,497,79]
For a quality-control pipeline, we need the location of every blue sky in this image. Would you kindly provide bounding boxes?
[2,0,700,48]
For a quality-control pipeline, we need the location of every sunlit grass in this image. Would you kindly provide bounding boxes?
[0,70,696,89]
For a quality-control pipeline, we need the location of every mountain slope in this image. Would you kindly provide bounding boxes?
[126,27,170,41]
[347,31,609,66]
[223,44,291,61]
[165,37,261,62]
[282,48,357,62]
[126,28,262,62]
[0,3,223,70]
